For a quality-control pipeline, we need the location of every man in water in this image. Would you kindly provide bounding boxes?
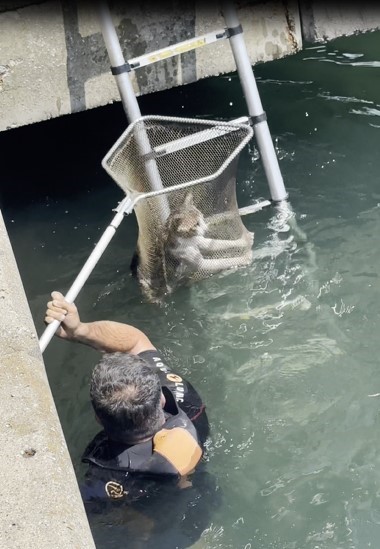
[45,291,209,504]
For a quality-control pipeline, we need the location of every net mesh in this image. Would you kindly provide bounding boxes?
[102,116,254,302]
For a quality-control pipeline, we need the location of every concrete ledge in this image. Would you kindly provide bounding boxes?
[300,0,380,42]
[2,1,380,132]
[0,0,302,131]
[0,211,95,549]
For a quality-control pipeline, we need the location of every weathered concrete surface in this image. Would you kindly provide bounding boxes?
[0,0,302,132]
[0,211,95,549]
[0,1,71,130]
[194,0,301,80]
[299,1,380,43]
[2,1,380,132]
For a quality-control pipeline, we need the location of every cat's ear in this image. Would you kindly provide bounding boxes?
[183,192,194,207]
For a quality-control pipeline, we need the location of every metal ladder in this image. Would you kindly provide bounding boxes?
[98,0,288,208]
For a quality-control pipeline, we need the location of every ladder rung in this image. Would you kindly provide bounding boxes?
[151,117,250,158]
[239,200,271,216]
[128,29,228,71]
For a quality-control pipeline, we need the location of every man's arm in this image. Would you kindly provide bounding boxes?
[44,291,156,355]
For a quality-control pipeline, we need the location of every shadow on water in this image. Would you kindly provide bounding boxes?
[2,29,380,549]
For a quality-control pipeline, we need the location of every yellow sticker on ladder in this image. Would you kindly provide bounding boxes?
[147,38,207,63]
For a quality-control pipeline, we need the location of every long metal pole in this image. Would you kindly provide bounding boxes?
[221,1,288,202]
[39,197,134,352]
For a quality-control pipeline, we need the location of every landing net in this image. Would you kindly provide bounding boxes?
[102,115,254,302]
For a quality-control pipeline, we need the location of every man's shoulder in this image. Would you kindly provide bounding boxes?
[80,424,203,505]
[82,415,203,477]
[153,426,202,476]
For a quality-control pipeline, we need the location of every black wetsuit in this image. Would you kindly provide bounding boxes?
[139,350,209,445]
[81,350,209,503]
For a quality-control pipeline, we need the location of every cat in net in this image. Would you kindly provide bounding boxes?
[131,192,253,302]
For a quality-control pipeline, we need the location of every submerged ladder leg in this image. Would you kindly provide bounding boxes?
[221,3,315,268]
[221,1,288,203]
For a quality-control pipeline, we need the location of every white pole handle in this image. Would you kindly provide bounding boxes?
[39,199,133,353]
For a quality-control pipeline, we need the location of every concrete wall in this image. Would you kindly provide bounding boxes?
[0,210,95,549]
[299,1,380,43]
[0,0,302,132]
[2,1,380,133]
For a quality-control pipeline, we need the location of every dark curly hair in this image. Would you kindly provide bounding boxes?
[90,352,164,443]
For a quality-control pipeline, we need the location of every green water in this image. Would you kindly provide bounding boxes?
[2,30,380,548]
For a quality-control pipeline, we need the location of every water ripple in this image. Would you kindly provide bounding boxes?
[318,92,374,105]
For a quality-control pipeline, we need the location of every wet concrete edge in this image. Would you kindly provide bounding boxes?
[0,210,95,549]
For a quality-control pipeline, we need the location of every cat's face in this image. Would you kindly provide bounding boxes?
[167,193,207,238]
[175,209,207,237]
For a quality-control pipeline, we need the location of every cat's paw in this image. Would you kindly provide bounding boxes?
[243,247,253,265]
[246,231,254,248]
[183,245,203,268]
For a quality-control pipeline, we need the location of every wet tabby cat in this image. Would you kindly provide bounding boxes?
[132,193,253,302]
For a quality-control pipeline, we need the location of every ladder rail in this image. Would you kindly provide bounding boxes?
[221,0,288,202]
[98,1,170,220]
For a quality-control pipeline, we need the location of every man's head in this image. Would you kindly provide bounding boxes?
[90,352,164,443]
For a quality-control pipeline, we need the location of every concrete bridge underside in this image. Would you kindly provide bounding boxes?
[1,1,380,133]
